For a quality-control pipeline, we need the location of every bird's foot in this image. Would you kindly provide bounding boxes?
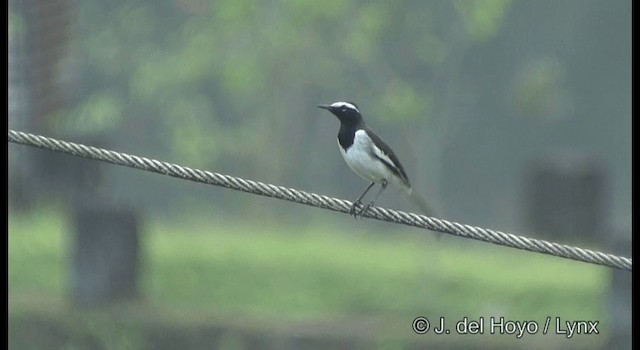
[351,201,373,219]
[360,201,373,217]
[350,200,363,218]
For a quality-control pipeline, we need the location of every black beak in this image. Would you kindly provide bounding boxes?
[317,104,331,110]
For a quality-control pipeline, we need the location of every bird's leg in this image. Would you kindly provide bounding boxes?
[351,182,375,217]
[357,180,388,217]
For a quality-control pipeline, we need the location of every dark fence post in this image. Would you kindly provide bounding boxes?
[524,154,606,244]
[71,201,140,306]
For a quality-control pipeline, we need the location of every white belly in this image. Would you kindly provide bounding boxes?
[340,146,389,184]
[338,130,398,186]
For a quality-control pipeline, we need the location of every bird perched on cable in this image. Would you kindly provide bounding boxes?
[318,101,435,218]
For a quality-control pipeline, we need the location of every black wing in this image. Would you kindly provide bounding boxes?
[364,126,411,187]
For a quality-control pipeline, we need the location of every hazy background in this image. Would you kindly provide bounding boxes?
[8,0,631,349]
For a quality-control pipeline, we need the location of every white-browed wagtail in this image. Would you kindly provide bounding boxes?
[318,101,435,218]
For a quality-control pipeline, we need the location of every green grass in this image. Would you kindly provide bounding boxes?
[9,207,611,348]
[9,208,69,297]
[143,216,608,321]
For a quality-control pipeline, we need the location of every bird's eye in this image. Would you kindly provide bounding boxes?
[342,107,347,111]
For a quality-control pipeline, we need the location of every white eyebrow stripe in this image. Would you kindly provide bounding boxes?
[330,102,359,113]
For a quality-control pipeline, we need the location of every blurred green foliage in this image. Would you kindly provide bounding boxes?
[11,0,631,230]
[56,0,511,167]
[454,0,511,41]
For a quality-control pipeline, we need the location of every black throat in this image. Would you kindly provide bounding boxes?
[337,118,365,150]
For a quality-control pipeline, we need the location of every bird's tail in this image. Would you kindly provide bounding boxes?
[407,188,436,217]
[407,188,442,239]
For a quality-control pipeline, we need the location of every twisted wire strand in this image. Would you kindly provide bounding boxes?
[8,130,631,271]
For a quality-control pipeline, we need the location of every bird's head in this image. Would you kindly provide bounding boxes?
[317,101,362,124]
